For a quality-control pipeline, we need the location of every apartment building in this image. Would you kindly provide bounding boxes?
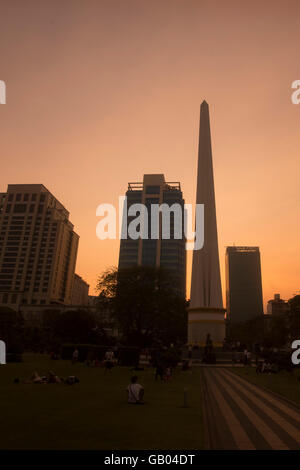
[0,184,79,310]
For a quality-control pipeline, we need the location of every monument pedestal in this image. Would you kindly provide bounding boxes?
[188,307,226,347]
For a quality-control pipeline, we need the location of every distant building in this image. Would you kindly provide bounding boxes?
[88,295,98,307]
[118,174,186,298]
[0,184,79,310]
[267,293,290,316]
[71,274,89,306]
[226,246,263,324]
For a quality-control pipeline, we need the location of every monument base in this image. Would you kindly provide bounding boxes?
[188,307,226,347]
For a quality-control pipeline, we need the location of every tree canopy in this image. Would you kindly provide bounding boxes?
[96,266,187,347]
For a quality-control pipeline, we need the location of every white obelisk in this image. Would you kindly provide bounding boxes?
[188,101,225,346]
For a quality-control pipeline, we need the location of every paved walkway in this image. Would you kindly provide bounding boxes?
[202,368,300,450]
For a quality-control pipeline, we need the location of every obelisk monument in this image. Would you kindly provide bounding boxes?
[188,101,225,346]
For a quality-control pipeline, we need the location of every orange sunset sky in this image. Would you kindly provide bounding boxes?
[0,0,299,311]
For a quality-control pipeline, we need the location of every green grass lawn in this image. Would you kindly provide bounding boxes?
[230,366,300,405]
[0,354,203,450]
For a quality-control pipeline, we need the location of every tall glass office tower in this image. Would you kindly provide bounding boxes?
[226,246,264,323]
[118,174,186,298]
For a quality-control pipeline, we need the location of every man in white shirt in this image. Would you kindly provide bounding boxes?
[127,376,144,404]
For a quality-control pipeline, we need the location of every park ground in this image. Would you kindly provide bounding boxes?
[230,366,300,406]
[0,354,203,450]
[1,355,300,450]
[202,367,300,449]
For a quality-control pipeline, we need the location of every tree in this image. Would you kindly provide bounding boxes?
[265,315,289,348]
[228,315,264,346]
[96,266,187,347]
[52,310,99,345]
[0,307,24,352]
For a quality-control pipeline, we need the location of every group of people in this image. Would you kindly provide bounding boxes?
[154,364,173,381]
[231,349,252,365]
[231,347,282,373]
[70,347,180,405]
[73,347,145,404]
[72,348,116,373]
[256,360,278,374]
[14,346,182,406]
[126,363,174,405]
[127,362,176,404]
[14,370,79,385]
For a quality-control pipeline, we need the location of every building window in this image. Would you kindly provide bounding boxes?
[13,204,27,213]
[146,185,160,194]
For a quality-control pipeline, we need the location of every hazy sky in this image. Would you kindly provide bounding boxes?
[1,0,300,310]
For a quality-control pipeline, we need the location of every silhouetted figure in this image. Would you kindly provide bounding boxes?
[72,348,79,364]
[104,349,114,373]
[243,348,248,366]
[155,364,164,381]
[127,376,144,404]
[202,334,216,364]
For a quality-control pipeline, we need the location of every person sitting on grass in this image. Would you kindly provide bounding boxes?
[127,376,144,404]
[17,372,79,385]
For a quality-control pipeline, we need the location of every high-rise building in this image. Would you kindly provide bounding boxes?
[188,101,225,346]
[71,274,89,306]
[0,184,79,310]
[267,293,290,316]
[226,246,264,323]
[118,174,186,298]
